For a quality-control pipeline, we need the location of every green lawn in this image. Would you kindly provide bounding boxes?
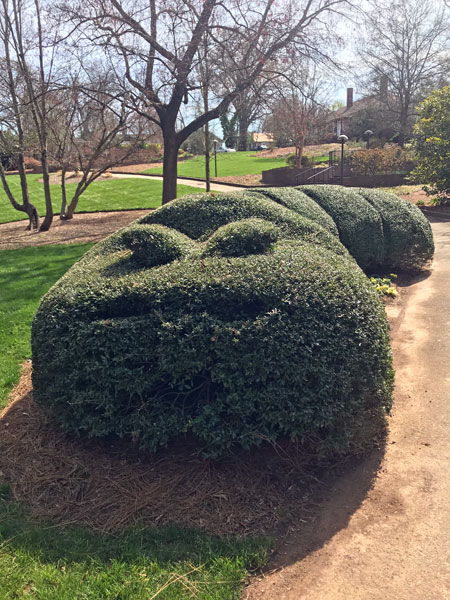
[0,489,269,600]
[0,175,199,224]
[0,244,94,407]
[0,244,272,598]
[143,151,289,178]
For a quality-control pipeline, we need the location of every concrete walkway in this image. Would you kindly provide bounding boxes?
[247,217,450,600]
[110,172,246,192]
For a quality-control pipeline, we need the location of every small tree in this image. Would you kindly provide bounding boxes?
[47,78,145,220]
[220,111,238,149]
[264,64,327,167]
[412,86,450,202]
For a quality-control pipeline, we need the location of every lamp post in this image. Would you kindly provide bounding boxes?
[213,139,217,177]
[364,129,374,149]
[337,134,348,185]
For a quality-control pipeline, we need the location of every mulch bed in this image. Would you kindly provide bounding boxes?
[0,365,321,536]
[0,210,150,251]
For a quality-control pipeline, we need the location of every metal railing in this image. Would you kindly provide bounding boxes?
[295,150,339,185]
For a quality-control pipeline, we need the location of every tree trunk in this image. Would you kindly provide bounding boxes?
[60,167,67,219]
[39,149,53,231]
[238,115,249,151]
[162,129,179,204]
[295,134,305,168]
[204,125,211,192]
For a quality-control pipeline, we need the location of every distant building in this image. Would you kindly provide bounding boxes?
[251,132,276,148]
[327,78,395,140]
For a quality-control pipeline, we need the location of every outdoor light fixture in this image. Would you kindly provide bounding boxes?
[337,134,348,184]
[213,139,218,177]
[364,129,374,149]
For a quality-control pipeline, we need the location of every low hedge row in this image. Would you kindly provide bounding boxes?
[356,188,434,270]
[297,185,433,272]
[248,187,339,236]
[32,237,393,457]
[298,185,385,270]
[139,192,346,257]
[31,185,433,458]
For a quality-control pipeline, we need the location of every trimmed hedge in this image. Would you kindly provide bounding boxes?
[120,224,195,267]
[202,219,280,257]
[298,185,385,270]
[356,189,434,270]
[138,191,346,257]
[248,187,339,236]
[32,236,393,457]
[32,185,431,458]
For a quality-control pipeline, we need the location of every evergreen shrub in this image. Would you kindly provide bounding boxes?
[298,184,385,269]
[357,188,434,270]
[248,187,338,235]
[201,218,280,257]
[139,191,345,256]
[120,224,195,267]
[32,234,393,457]
[32,185,432,458]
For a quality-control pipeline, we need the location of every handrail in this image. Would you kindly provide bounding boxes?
[306,165,335,182]
[295,166,318,184]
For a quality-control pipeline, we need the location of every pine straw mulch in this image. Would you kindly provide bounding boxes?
[0,210,150,251]
[0,364,327,537]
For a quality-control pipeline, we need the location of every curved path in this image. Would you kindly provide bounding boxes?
[246,217,450,600]
[110,172,245,193]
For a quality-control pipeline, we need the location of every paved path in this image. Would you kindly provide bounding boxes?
[247,218,450,600]
[110,172,246,192]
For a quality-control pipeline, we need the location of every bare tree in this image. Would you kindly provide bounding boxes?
[0,0,44,229]
[264,63,328,166]
[357,0,449,146]
[59,0,349,204]
[47,76,146,220]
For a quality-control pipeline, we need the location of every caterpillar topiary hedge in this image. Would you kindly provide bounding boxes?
[356,188,434,270]
[247,187,339,236]
[139,191,346,257]
[31,185,433,458]
[298,185,385,270]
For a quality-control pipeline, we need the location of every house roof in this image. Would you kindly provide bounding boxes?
[328,95,381,121]
[252,132,275,143]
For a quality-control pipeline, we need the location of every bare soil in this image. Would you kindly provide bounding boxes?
[0,210,150,251]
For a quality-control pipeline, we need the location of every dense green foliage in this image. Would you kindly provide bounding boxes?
[357,189,434,270]
[139,192,345,256]
[33,198,393,457]
[248,187,339,235]
[298,185,385,270]
[0,491,270,600]
[0,244,93,408]
[202,218,280,257]
[412,86,450,203]
[139,192,346,254]
[32,184,434,457]
[120,224,195,267]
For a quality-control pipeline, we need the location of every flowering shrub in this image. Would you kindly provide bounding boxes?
[350,147,416,176]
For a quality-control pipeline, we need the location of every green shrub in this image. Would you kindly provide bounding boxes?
[202,219,280,257]
[32,233,393,457]
[350,147,416,175]
[298,185,385,270]
[139,191,346,256]
[248,187,339,235]
[286,153,311,168]
[119,224,195,267]
[357,189,434,270]
[411,86,450,202]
